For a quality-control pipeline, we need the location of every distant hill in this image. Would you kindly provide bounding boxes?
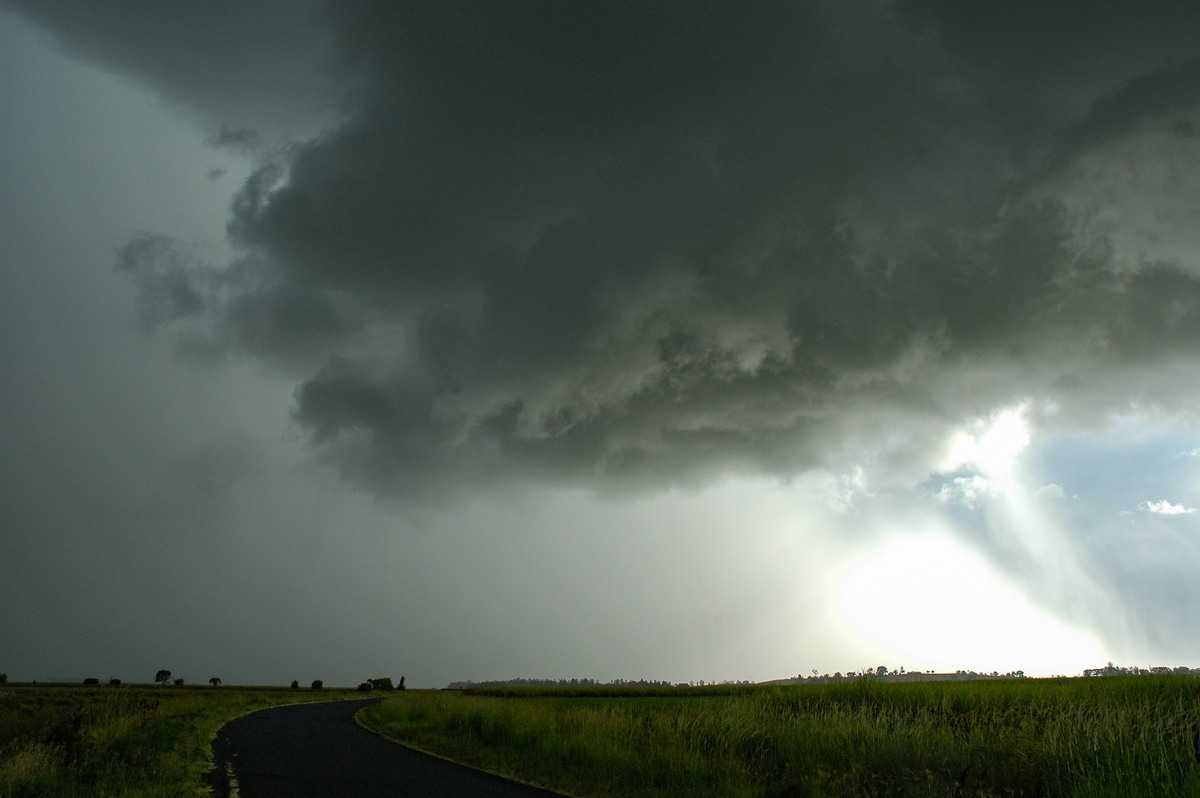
[447,664,1199,690]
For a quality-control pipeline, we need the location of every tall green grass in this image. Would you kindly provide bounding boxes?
[359,677,1200,797]
[0,684,359,797]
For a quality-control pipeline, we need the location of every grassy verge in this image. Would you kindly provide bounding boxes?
[358,677,1200,797]
[0,683,360,797]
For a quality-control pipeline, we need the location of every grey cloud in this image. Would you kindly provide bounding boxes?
[62,2,1200,497]
[116,234,208,331]
[171,434,261,497]
[1067,59,1200,149]
[894,1,1200,80]
[2,0,338,135]
[892,0,1200,168]
[117,233,357,370]
[209,125,263,153]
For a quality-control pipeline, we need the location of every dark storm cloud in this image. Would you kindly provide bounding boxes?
[26,1,1200,497]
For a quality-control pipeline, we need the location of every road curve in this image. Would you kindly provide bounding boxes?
[207,697,568,797]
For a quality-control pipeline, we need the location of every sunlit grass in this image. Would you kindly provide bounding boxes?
[0,683,360,797]
[359,677,1200,797]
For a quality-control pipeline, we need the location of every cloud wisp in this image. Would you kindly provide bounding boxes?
[1141,500,1197,516]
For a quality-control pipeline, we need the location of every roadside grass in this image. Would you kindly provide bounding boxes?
[358,676,1200,797]
[0,683,360,797]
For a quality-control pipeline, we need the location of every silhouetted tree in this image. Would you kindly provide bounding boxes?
[311,679,324,690]
[368,677,393,691]
[398,676,405,691]
[83,677,100,685]
[108,678,121,686]
[173,677,185,686]
[155,669,172,685]
[209,677,222,687]
[0,674,7,685]
[291,680,300,689]
[356,682,373,692]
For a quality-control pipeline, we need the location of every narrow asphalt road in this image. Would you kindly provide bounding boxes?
[207,698,568,797]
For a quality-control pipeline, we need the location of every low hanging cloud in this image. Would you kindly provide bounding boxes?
[16,1,1200,499]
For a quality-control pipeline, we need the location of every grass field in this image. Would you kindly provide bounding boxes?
[0,683,360,797]
[358,677,1200,797]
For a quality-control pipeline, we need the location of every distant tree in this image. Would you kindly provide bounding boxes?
[173,678,185,686]
[876,665,888,677]
[83,677,100,685]
[398,676,405,691]
[356,682,373,692]
[209,677,222,687]
[368,677,393,691]
[155,669,172,685]
[109,678,122,686]
[291,680,300,689]
[0,674,7,685]
[311,679,324,690]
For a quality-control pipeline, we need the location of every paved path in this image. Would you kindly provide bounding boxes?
[207,698,567,797]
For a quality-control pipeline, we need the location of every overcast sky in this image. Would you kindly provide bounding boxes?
[2,1,1198,688]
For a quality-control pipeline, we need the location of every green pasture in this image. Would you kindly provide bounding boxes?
[0,682,360,797]
[359,677,1200,797]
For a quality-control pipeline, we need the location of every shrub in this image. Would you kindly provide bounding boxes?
[83,678,100,685]
[173,678,184,686]
[311,680,324,690]
[357,682,373,692]
[290,680,299,689]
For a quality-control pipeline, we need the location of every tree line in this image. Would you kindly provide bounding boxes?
[445,677,753,689]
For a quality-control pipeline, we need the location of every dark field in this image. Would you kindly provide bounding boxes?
[0,682,361,797]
